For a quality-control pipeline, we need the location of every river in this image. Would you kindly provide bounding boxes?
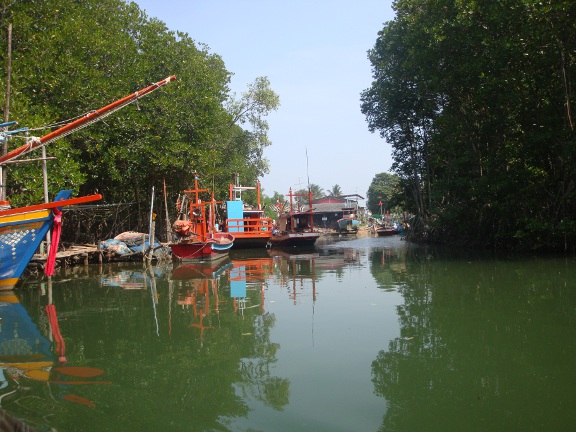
[1,234,575,431]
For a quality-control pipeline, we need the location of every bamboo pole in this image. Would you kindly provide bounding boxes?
[1,23,12,201]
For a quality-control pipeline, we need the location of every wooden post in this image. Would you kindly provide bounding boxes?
[148,217,156,262]
[42,146,51,250]
[1,23,12,202]
[163,178,171,242]
[97,240,102,264]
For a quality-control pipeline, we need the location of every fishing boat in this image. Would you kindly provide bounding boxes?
[336,208,360,234]
[0,76,175,290]
[375,225,399,236]
[374,218,399,236]
[223,175,273,248]
[269,187,320,247]
[169,173,234,261]
[0,191,101,290]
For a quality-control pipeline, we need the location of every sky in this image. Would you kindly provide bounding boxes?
[133,0,396,200]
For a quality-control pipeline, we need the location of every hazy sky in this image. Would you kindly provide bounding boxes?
[133,0,396,200]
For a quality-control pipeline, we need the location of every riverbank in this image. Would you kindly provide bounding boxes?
[25,226,376,275]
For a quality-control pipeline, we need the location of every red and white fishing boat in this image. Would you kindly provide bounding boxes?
[169,173,234,261]
[0,76,176,290]
[222,174,273,248]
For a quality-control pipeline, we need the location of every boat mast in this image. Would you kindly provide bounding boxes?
[0,76,176,165]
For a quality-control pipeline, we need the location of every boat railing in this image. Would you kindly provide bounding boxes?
[225,217,273,232]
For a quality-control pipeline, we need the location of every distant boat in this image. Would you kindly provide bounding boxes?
[269,187,320,247]
[336,206,360,234]
[223,175,273,248]
[374,216,399,236]
[169,172,235,261]
[375,226,399,236]
[0,77,175,289]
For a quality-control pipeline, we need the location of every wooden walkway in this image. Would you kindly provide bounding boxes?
[29,245,104,267]
[29,244,170,273]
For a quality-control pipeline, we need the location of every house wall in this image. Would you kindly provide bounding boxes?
[313,212,342,229]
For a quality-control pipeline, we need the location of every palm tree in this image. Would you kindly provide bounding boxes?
[294,184,324,206]
[329,184,342,197]
[308,184,324,200]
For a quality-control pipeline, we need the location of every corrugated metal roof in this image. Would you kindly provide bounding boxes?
[305,203,354,213]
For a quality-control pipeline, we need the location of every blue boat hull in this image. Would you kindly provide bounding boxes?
[337,218,359,232]
[0,210,53,289]
[0,190,72,290]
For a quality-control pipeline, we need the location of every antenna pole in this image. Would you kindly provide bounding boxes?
[305,147,310,188]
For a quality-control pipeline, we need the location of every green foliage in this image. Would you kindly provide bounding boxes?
[0,0,278,237]
[366,172,400,215]
[362,0,576,251]
[329,184,342,196]
[261,190,285,219]
[294,184,324,206]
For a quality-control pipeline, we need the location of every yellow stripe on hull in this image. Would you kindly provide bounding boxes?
[0,278,19,291]
[0,209,51,225]
[0,291,19,302]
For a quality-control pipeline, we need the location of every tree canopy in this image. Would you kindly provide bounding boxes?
[361,0,576,251]
[0,0,279,240]
[329,184,342,197]
[366,172,399,215]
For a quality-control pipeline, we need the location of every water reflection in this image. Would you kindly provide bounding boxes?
[0,288,111,429]
[268,249,318,304]
[370,253,576,432]
[1,238,574,431]
[369,247,408,292]
[169,255,290,414]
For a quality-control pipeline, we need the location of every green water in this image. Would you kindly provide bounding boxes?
[2,235,575,431]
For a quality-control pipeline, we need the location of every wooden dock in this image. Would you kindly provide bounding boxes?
[28,243,170,274]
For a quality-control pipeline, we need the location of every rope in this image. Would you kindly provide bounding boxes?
[44,208,62,277]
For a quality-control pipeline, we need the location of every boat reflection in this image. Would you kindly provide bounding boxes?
[172,259,233,281]
[172,263,218,346]
[147,247,365,346]
[0,289,110,427]
[7,258,292,429]
[169,255,276,344]
[267,249,319,303]
[228,255,274,316]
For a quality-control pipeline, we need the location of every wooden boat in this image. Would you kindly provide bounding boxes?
[374,219,399,236]
[336,196,362,233]
[223,175,273,248]
[269,188,319,247]
[0,77,175,289]
[0,191,101,290]
[169,232,234,261]
[336,207,360,233]
[169,173,235,261]
[375,226,399,236]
